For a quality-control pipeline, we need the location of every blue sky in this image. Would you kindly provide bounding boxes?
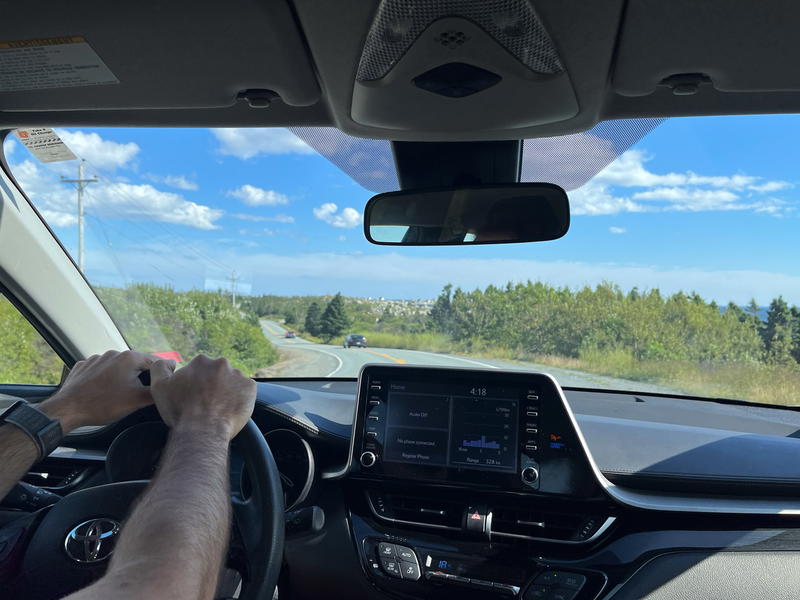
[3,115,799,304]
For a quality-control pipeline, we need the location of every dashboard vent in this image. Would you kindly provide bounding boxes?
[491,506,612,543]
[23,462,94,490]
[368,491,463,530]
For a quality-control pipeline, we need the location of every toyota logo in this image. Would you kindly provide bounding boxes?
[64,518,120,563]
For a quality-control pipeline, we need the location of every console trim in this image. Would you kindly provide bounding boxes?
[331,364,800,515]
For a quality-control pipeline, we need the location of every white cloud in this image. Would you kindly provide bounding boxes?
[54,129,139,169]
[211,128,313,159]
[313,203,362,228]
[227,184,288,207]
[338,235,347,242]
[86,247,800,306]
[12,159,222,230]
[145,173,198,191]
[570,150,795,216]
[231,213,267,222]
[230,212,295,223]
[40,209,77,227]
[268,213,294,223]
[2,137,16,157]
[609,227,626,234]
[749,180,791,193]
[568,181,645,215]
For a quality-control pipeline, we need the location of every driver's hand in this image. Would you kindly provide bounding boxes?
[149,354,256,440]
[41,350,155,433]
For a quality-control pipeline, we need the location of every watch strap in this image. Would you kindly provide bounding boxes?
[0,400,63,461]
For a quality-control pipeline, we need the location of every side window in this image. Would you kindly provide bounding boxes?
[0,294,63,384]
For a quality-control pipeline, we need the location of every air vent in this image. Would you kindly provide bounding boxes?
[368,491,463,530]
[23,461,95,490]
[366,489,615,544]
[491,506,613,543]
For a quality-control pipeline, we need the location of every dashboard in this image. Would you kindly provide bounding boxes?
[8,365,800,600]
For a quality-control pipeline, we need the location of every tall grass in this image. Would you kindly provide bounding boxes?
[357,330,800,407]
[535,349,800,407]
[363,331,453,353]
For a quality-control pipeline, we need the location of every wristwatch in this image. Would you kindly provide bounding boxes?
[0,400,63,462]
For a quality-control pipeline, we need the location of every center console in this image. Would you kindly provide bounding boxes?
[346,365,615,599]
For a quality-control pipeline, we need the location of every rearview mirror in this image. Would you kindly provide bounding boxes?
[364,183,569,246]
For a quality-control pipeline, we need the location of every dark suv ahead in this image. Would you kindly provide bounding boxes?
[344,334,367,348]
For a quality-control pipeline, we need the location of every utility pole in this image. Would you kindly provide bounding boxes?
[61,160,98,272]
[227,271,240,307]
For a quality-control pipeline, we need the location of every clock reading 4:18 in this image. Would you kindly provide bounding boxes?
[469,387,487,396]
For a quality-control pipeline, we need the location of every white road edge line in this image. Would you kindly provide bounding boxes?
[315,347,345,377]
[262,321,344,377]
[410,350,499,369]
[284,343,345,377]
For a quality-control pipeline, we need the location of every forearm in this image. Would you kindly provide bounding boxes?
[68,422,232,600]
[0,399,80,499]
[0,425,39,498]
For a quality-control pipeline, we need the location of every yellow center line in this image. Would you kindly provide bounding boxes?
[363,349,406,364]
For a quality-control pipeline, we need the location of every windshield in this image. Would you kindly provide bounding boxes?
[3,116,799,406]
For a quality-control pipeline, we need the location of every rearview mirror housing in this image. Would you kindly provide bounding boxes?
[364,183,570,246]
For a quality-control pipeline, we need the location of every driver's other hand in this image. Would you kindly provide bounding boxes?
[41,350,156,433]
[149,354,256,440]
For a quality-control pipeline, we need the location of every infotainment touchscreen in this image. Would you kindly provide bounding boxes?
[353,365,600,497]
[383,381,519,473]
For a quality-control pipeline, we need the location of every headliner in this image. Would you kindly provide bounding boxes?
[2,0,800,140]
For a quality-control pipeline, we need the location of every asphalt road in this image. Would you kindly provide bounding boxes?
[260,320,680,394]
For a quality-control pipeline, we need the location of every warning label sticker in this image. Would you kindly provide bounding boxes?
[14,128,77,163]
[0,36,119,92]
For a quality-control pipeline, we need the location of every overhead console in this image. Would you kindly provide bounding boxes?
[350,365,599,498]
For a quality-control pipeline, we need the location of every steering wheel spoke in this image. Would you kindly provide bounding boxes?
[9,420,284,600]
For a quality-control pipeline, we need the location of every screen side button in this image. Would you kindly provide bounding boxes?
[360,451,378,468]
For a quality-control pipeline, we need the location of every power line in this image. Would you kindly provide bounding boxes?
[79,170,235,276]
[227,270,240,306]
[60,159,98,271]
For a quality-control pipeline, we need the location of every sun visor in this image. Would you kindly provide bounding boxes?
[350,0,578,133]
[614,0,800,97]
[0,0,320,111]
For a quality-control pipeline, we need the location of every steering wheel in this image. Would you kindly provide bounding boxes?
[6,420,284,600]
